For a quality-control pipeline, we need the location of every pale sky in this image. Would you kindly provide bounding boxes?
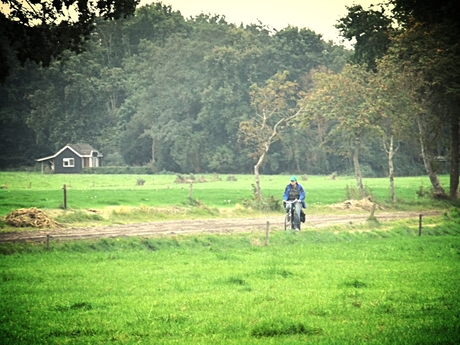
[140,0,379,46]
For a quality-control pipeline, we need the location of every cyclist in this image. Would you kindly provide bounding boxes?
[282,176,306,231]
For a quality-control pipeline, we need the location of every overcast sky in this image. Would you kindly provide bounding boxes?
[140,0,378,46]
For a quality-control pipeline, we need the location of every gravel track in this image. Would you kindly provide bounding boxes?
[0,211,441,243]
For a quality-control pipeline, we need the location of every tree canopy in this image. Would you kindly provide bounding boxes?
[0,0,138,81]
[1,0,456,196]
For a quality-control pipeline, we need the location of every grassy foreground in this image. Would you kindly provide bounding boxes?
[1,220,460,344]
[1,173,459,344]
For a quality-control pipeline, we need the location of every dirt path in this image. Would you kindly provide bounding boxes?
[0,210,441,243]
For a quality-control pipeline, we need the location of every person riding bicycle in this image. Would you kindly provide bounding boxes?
[282,176,306,231]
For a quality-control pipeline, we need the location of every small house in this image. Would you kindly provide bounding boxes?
[36,143,103,173]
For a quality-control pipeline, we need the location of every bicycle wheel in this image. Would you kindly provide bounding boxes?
[290,209,295,230]
[284,213,289,230]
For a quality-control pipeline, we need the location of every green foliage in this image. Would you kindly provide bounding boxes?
[416,184,433,198]
[345,183,374,200]
[103,152,126,167]
[2,0,455,184]
[386,0,460,198]
[242,184,281,211]
[271,27,325,80]
[0,0,138,81]
[345,184,359,200]
[336,4,394,71]
[0,2,356,176]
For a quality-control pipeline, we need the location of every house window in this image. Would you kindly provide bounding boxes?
[63,158,75,167]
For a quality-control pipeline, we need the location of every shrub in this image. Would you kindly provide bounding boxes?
[345,183,374,200]
[103,152,126,166]
[82,166,153,174]
[416,184,431,198]
[242,184,281,211]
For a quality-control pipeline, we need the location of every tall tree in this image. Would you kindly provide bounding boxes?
[92,3,188,160]
[122,2,188,53]
[239,71,304,201]
[270,26,325,80]
[375,58,424,201]
[198,26,269,173]
[0,57,44,167]
[0,2,355,173]
[0,0,138,82]
[27,50,112,150]
[121,17,219,171]
[336,4,394,71]
[388,0,460,198]
[301,65,383,197]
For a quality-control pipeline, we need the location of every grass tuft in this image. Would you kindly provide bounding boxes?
[53,302,93,312]
[226,276,247,285]
[251,320,322,337]
[56,210,104,223]
[343,279,368,289]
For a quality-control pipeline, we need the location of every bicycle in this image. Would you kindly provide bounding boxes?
[283,199,303,231]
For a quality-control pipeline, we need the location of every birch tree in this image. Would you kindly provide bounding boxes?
[301,65,382,198]
[374,59,421,202]
[239,71,304,201]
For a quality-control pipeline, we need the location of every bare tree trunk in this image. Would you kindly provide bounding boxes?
[239,73,302,203]
[141,128,157,172]
[151,136,155,170]
[450,107,459,199]
[417,117,446,198]
[352,138,364,198]
[388,150,396,203]
[254,151,266,202]
[384,135,398,202]
[250,112,299,203]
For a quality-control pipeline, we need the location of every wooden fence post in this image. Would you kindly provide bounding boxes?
[46,234,50,250]
[189,183,193,200]
[367,203,377,221]
[265,221,270,246]
[418,214,423,236]
[63,184,67,209]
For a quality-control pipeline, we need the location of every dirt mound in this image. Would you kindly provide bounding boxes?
[4,207,62,228]
[332,198,383,211]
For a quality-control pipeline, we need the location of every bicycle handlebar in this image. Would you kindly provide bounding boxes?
[283,199,302,204]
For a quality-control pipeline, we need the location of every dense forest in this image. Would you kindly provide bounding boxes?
[0,0,459,197]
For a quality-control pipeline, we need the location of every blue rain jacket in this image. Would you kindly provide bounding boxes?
[283,183,307,208]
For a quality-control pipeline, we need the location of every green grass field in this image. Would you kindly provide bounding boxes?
[1,173,459,344]
[1,223,459,344]
[0,172,452,228]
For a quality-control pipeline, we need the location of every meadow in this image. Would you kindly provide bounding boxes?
[1,172,459,344]
[0,172,452,229]
[1,221,459,344]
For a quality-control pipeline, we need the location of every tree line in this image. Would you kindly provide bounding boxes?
[0,1,458,198]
